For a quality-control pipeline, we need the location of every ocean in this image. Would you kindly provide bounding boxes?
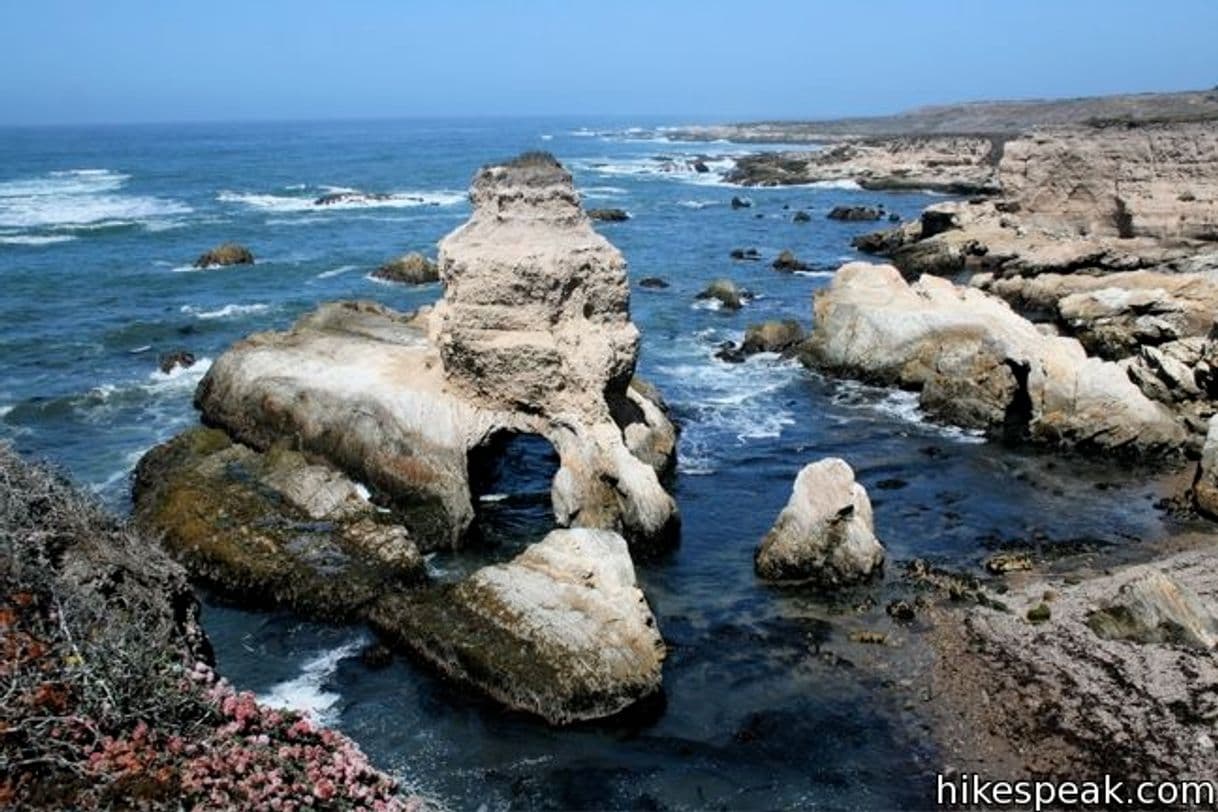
[0,117,1183,808]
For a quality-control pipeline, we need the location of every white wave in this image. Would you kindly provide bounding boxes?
[129,345,152,354]
[656,342,802,451]
[677,199,718,209]
[180,303,270,320]
[0,168,191,229]
[804,179,863,190]
[257,639,366,724]
[580,185,628,200]
[316,264,357,279]
[0,405,12,419]
[0,234,77,246]
[793,269,836,279]
[146,357,213,389]
[478,493,509,503]
[829,380,987,444]
[218,187,465,213]
[568,154,739,187]
[540,134,554,141]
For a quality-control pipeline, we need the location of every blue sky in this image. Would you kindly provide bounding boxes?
[3,0,1216,125]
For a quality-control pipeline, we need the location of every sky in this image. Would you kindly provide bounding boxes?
[2,0,1216,125]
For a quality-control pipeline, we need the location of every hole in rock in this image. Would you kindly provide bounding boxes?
[462,430,561,565]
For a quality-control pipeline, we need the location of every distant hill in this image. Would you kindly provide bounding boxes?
[669,89,1218,142]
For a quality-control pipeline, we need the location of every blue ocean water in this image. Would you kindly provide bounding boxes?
[0,118,1184,809]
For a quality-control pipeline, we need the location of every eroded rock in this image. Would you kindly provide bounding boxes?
[372,252,438,284]
[801,262,1185,454]
[371,528,665,725]
[755,458,885,586]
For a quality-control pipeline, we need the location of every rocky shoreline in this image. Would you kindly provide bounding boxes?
[711,102,1218,782]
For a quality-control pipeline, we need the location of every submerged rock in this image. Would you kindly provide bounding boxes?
[801,262,1185,455]
[587,207,630,222]
[372,252,438,284]
[730,196,752,209]
[638,276,670,289]
[755,458,885,586]
[792,210,812,223]
[730,247,761,261]
[371,528,665,725]
[193,242,254,268]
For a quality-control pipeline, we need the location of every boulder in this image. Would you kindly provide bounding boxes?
[755,458,885,586]
[697,278,746,310]
[772,249,809,272]
[191,153,679,551]
[587,208,631,222]
[158,350,196,374]
[372,252,438,284]
[133,427,425,620]
[828,205,883,222]
[1192,416,1218,518]
[730,247,761,261]
[715,320,806,363]
[638,276,670,289]
[802,262,1185,454]
[730,196,752,209]
[370,528,665,725]
[193,243,254,268]
[1087,569,1218,649]
[742,319,805,354]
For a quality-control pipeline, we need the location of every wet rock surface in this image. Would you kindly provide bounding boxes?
[372,251,438,284]
[193,242,254,268]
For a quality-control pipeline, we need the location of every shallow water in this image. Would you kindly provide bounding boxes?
[0,118,1189,809]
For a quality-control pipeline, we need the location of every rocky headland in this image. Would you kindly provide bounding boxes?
[134,152,677,725]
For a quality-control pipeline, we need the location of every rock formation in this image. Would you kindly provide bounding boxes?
[193,242,254,268]
[801,262,1185,455]
[371,528,665,725]
[1087,568,1218,649]
[755,458,885,586]
[1192,416,1218,518]
[137,152,679,723]
[726,137,1001,194]
[193,153,678,552]
[372,251,438,284]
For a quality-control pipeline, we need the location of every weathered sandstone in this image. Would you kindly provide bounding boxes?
[801,262,1185,454]
[371,528,665,725]
[754,458,884,586]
